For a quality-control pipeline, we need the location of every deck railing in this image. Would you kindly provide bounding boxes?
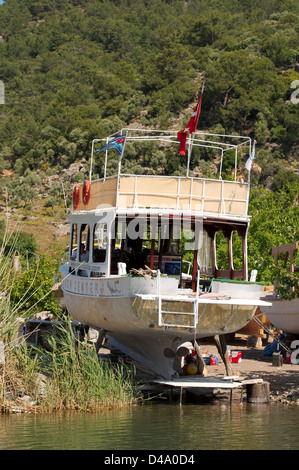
[72,129,252,218]
[74,174,249,218]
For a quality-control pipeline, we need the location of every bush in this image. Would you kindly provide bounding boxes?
[9,254,62,316]
[272,266,299,300]
[37,320,135,412]
[0,222,38,261]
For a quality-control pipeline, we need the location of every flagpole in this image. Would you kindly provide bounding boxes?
[246,139,256,185]
[117,133,127,176]
[89,140,94,182]
[116,134,127,207]
[104,149,108,180]
[186,134,192,177]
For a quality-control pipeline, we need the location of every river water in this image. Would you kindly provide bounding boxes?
[0,402,299,451]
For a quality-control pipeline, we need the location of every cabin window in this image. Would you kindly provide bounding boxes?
[215,231,229,271]
[231,230,243,271]
[115,218,126,251]
[93,222,108,263]
[70,224,78,259]
[110,218,127,273]
[79,224,90,262]
[197,229,213,275]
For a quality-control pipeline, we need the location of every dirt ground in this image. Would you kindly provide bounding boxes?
[198,334,299,403]
[100,333,299,404]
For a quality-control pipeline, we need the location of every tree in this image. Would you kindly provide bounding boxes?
[247,187,299,283]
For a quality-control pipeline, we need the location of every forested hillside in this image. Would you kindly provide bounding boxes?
[0,0,298,282]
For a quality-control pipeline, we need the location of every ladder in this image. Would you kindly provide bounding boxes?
[156,269,203,330]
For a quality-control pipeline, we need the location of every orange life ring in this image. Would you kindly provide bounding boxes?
[72,184,80,210]
[82,179,90,205]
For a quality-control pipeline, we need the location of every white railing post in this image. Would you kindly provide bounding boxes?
[194,268,200,328]
[157,269,162,326]
[221,179,224,214]
[176,178,180,210]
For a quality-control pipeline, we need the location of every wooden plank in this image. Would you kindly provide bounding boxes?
[272,242,298,259]
[154,378,243,389]
[154,377,265,389]
[240,379,264,385]
[272,242,298,274]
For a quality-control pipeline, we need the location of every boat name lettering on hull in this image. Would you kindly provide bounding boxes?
[62,276,123,297]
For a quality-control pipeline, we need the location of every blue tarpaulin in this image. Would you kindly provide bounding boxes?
[263,334,285,356]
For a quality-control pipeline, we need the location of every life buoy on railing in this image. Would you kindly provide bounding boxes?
[72,184,80,210]
[83,179,90,205]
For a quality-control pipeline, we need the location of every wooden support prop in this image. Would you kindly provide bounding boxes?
[246,382,270,403]
[193,340,208,376]
[214,334,234,377]
[95,329,106,353]
[272,351,283,367]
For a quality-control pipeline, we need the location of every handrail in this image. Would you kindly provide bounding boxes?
[90,128,252,185]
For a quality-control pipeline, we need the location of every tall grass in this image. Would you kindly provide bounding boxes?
[1,320,136,412]
[0,214,136,413]
[36,321,135,412]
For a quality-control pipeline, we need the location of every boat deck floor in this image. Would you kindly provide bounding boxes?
[134,293,271,307]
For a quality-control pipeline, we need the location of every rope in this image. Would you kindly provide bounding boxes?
[252,316,292,354]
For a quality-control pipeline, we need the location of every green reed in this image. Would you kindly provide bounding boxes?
[0,217,136,413]
[1,318,136,413]
[36,321,136,412]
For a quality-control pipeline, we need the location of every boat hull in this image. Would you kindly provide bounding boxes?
[261,296,299,335]
[61,269,271,377]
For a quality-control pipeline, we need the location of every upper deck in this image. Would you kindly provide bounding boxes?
[71,129,252,220]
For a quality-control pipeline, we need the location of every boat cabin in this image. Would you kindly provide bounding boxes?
[67,129,253,291]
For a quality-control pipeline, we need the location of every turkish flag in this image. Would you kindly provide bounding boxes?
[177,93,203,156]
[177,131,188,156]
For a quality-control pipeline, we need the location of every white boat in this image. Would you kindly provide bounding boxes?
[261,242,299,334]
[59,126,271,378]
